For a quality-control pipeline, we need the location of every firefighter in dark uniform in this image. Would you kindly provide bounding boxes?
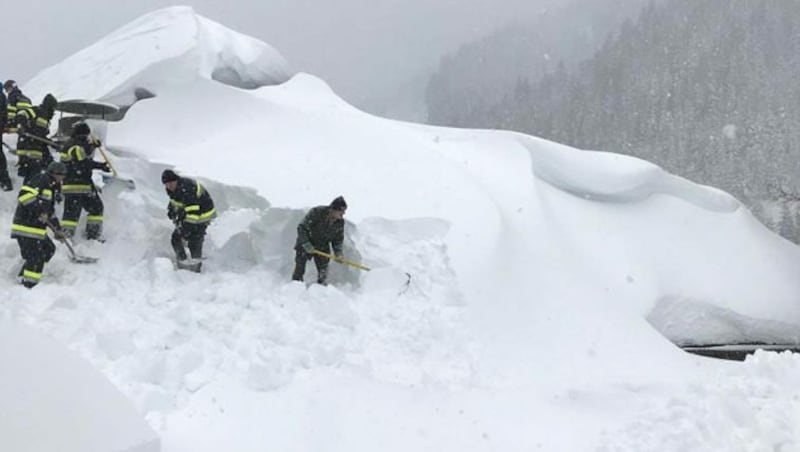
[292,196,347,285]
[59,122,109,240]
[161,169,216,272]
[0,85,12,191]
[10,161,66,288]
[3,80,31,130]
[15,92,57,183]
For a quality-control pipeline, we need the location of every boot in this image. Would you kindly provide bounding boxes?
[0,176,12,192]
[85,223,104,242]
[175,248,188,262]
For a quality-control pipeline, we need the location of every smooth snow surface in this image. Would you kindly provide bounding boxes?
[3,8,800,452]
[0,323,159,452]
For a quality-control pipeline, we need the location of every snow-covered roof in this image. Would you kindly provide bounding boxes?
[23,6,293,106]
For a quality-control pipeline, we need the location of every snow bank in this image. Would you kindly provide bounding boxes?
[109,72,800,349]
[23,6,293,106]
[0,322,159,452]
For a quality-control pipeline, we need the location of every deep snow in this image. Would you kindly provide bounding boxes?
[2,6,800,452]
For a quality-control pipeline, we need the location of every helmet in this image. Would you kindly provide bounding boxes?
[3,80,15,91]
[72,122,91,137]
[46,161,67,176]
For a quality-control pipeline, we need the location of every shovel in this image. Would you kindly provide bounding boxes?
[96,143,136,190]
[311,249,371,271]
[311,249,413,294]
[23,132,136,190]
[46,220,98,264]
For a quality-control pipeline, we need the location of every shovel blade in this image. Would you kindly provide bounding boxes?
[102,174,136,190]
[69,255,99,264]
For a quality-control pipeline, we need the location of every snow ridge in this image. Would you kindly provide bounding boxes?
[521,135,740,212]
[24,6,293,105]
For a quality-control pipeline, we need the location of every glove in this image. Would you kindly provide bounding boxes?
[55,192,63,203]
[97,162,110,172]
[170,209,186,226]
[50,217,61,230]
[302,242,315,254]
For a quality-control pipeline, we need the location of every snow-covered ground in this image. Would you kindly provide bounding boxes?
[0,322,158,452]
[3,6,800,451]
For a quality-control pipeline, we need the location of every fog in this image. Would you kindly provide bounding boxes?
[4,0,558,118]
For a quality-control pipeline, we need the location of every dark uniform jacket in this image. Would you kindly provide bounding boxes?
[6,88,32,128]
[166,177,216,225]
[11,172,60,240]
[16,102,55,165]
[59,137,106,194]
[0,91,6,131]
[295,206,344,255]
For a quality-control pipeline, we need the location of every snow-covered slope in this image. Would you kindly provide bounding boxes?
[4,8,800,452]
[24,6,292,107]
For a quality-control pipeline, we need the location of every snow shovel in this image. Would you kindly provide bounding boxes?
[311,250,414,294]
[311,249,371,271]
[21,132,62,149]
[23,132,136,190]
[96,144,136,190]
[46,220,98,264]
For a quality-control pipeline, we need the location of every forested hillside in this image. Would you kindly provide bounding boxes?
[426,0,649,127]
[427,0,800,240]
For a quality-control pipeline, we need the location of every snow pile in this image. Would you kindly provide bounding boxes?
[0,322,159,452]
[109,73,800,349]
[23,6,293,106]
[599,351,800,451]
[3,8,800,452]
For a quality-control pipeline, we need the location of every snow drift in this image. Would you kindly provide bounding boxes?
[23,6,293,108]
[5,6,800,452]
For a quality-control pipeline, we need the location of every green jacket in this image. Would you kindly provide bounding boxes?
[295,206,344,255]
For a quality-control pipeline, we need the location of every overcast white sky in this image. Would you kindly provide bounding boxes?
[4,0,557,114]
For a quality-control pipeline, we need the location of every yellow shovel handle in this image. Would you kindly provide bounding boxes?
[311,249,371,271]
[95,143,118,177]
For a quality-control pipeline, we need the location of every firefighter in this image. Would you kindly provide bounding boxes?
[15,93,58,183]
[162,169,216,272]
[10,161,66,288]
[4,80,32,131]
[59,122,109,240]
[292,196,347,285]
[0,84,11,190]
